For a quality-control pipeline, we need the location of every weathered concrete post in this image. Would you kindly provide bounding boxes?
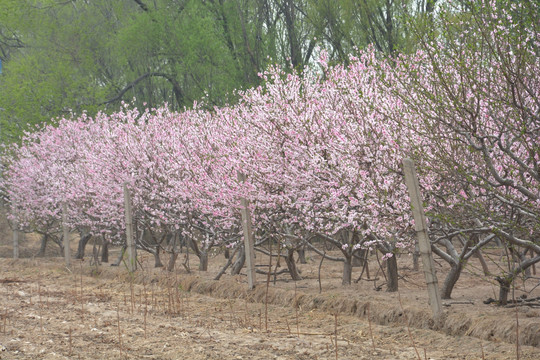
[402,158,442,318]
[13,221,19,259]
[123,183,136,272]
[238,172,256,290]
[62,203,71,266]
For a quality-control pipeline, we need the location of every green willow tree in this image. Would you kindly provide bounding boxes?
[0,0,121,142]
[305,0,438,62]
[0,0,277,142]
[0,0,435,143]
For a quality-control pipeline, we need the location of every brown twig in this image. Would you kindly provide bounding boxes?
[334,313,339,360]
[398,291,421,360]
[265,239,272,331]
[367,302,376,351]
[69,327,72,356]
[318,248,325,294]
[295,281,300,337]
[515,293,521,360]
[130,275,135,315]
[117,303,123,358]
[244,299,249,328]
[38,282,43,334]
[80,261,84,323]
[144,302,148,339]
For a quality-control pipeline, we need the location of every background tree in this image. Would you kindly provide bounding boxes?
[0,0,441,143]
[384,0,540,302]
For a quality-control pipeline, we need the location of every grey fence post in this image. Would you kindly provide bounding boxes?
[238,172,256,290]
[62,203,71,266]
[13,221,19,259]
[124,183,136,272]
[403,158,442,318]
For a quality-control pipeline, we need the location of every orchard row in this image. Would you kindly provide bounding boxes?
[1,1,538,303]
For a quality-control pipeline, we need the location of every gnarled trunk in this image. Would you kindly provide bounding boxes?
[494,255,540,305]
[231,245,245,275]
[441,261,463,299]
[75,234,92,259]
[167,233,178,271]
[495,255,540,305]
[199,250,208,271]
[352,249,366,267]
[475,250,490,276]
[285,248,302,280]
[386,254,399,292]
[112,245,126,266]
[496,276,511,305]
[154,246,163,268]
[297,247,307,264]
[167,252,178,272]
[37,234,48,257]
[342,256,352,285]
[101,241,109,263]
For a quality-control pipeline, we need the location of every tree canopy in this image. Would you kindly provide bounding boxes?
[1,0,538,302]
[0,0,440,142]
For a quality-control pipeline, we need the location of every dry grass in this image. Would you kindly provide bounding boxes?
[1,211,539,353]
[82,261,540,348]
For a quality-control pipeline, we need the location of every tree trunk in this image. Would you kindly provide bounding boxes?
[188,237,200,256]
[166,233,178,271]
[352,249,366,267]
[112,245,126,266]
[386,254,399,292]
[475,249,490,276]
[520,251,531,278]
[494,255,540,305]
[297,246,307,264]
[37,234,48,257]
[154,246,163,268]
[531,249,537,276]
[441,262,463,299]
[342,256,352,285]
[75,234,92,259]
[91,237,100,265]
[496,276,511,305]
[179,235,186,253]
[199,250,208,271]
[224,248,230,259]
[54,236,65,254]
[285,249,302,280]
[101,241,109,263]
[167,252,178,272]
[231,246,245,275]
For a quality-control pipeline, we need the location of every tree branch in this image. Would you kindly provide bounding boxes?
[306,241,344,262]
[133,0,149,12]
[101,72,183,106]
[495,229,540,254]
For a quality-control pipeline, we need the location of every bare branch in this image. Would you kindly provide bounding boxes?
[101,72,183,106]
[306,241,344,262]
[494,229,540,254]
[133,0,149,12]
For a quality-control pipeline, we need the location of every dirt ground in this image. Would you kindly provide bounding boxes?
[1,221,540,359]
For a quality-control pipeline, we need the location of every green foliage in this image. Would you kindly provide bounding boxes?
[0,0,117,142]
[0,0,440,144]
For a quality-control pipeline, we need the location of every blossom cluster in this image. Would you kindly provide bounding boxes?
[2,0,538,256]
